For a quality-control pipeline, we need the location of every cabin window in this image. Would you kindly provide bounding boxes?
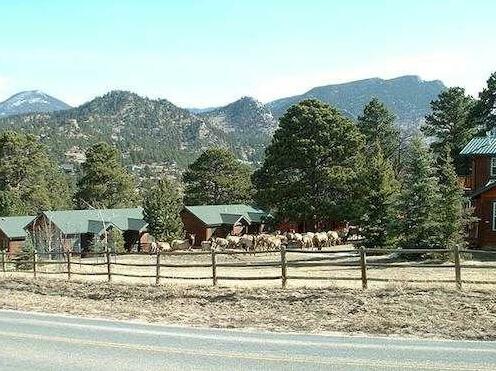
[491,158,496,177]
[493,202,496,231]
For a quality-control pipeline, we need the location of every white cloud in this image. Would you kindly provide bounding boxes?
[1,47,494,107]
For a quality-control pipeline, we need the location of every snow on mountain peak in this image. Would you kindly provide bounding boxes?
[0,90,71,117]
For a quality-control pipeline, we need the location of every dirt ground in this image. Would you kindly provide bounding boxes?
[0,277,495,341]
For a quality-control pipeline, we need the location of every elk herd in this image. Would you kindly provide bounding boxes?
[209,230,345,252]
[151,229,357,254]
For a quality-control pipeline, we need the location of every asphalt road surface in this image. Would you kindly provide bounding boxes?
[0,310,494,370]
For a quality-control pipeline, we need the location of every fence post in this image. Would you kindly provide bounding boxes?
[1,250,5,273]
[359,246,367,289]
[211,250,217,286]
[32,251,37,278]
[280,244,287,289]
[155,251,161,285]
[454,245,462,290]
[106,250,112,282]
[67,251,72,281]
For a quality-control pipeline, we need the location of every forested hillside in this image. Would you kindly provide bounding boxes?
[0,75,446,176]
[0,91,265,174]
[267,76,445,130]
[198,96,277,163]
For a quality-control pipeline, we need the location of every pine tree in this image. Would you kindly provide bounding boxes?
[357,98,399,161]
[88,236,105,254]
[397,135,441,250]
[183,147,253,206]
[472,72,496,131]
[108,228,126,254]
[421,87,476,174]
[358,143,399,249]
[436,147,466,250]
[253,99,364,225]
[0,131,72,216]
[75,142,138,209]
[143,177,184,242]
[15,234,35,271]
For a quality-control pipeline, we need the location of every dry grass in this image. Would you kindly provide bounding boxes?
[0,277,495,341]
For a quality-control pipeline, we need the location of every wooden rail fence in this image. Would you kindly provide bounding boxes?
[1,246,496,289]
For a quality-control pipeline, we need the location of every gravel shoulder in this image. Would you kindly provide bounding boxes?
[0,277,495,341]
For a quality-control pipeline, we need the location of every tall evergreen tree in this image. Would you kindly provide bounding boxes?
[397,135,441,250]
[108,228,126,253]
[436,147,466,249]
[183,147,253,206]
[358,143,399,249]
[357,98,399,161]
[75,142,138,209]
[143,177,184,242]
[0,131,71,216]
[14,234,35,270]
[421,87,476,174]
[472,72,496,131]
[253,99,364,225]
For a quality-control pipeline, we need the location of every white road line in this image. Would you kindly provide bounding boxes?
[1,308,489,346]
[0,316,494,355]
[0,330,491,370]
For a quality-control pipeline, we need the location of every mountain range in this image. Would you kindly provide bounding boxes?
[0,75,445,175]
[267,75,444,129]
[198,96,278,135]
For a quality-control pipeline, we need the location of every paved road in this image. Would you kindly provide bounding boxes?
[0,310,494,370]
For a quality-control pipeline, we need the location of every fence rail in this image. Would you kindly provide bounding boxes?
[1,246,496,289]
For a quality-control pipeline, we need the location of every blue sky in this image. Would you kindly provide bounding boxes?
[0,0,495,107]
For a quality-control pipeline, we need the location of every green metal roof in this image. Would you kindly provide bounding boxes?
[460,137,496,156]
[39,208,147,235]
[87,220,116,235]
[0,215,36,239]
[219,213,247,225]
[184,204,269,227]
[127,218,148,231]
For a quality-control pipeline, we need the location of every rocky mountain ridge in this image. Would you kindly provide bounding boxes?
[0,75,446,174]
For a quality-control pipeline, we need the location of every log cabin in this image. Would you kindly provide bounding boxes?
[181,204,270,245]
[0,216,36,255]
[461,133,496,248]
[24,208,152,254]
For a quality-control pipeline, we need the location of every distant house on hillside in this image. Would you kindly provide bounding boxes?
[24,208,151,254]
[461,132,496,248]
[181,204,269,245]
[0,216,36,254]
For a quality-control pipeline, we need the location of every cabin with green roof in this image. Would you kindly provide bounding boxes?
[25,208,151,254]
[461,133,496,248]
[0,215,36,254]
[181,204,269,244]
